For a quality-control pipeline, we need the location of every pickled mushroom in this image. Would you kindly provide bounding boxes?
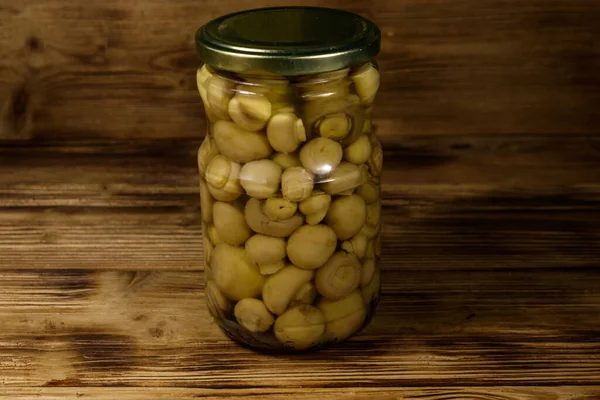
[212,120,273,163]
[271,152,302,169]
[228,90,272,131]
[204,155,243,202]
[267,113,307,154]
[234,298,274,333]
[361,268,381,304]
[262,198,298,221]
[315,251,362,300]
[273,305,326,350]
[320,162,365,195]
[206,74,235,120]
[281,166,314,202]
[211,243,265,301]
[299,193,331,225]
[326,195,367,240]
[303,95,364,145]
[262,265,315,315]
[197,135,219,177]
[244,198,304,238]
[343,134,372,165]
[244,234,287,265]
[351,63,380,106]
[317,290,367,342]
[212,201,252,246]
[299,137,343,175]
[286,224,337,270]
[239,159,282,199]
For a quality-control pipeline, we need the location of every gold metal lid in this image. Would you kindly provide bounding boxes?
[195,7,381,76]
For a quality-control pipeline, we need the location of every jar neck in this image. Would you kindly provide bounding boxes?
[204,62,374,85]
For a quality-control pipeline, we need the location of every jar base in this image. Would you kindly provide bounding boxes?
[210,292,381,354]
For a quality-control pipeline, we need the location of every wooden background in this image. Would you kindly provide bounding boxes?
[1,0,599,140]
[1,0,600,399]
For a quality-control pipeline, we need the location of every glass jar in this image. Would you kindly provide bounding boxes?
[194,7,382,352]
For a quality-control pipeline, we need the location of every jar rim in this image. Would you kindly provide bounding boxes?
[195,6,381,76]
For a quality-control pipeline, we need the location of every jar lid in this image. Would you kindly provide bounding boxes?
[195,6,381,76]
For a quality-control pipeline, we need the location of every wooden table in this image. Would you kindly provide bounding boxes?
[1,135,599,399]
[1,0,600,398]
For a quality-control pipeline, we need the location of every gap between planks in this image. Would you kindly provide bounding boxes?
[1,387,600,399]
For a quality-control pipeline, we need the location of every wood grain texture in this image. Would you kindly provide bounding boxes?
[2,387,600,399]
[1,135,599,270]
[0,268,599,387]
[0,139,598,395]
[0,0,599,140]
[1,0,599,396]
[0,138,598,394]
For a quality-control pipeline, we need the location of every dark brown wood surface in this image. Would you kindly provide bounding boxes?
[1,267,599,387]
[1,135,599,398]
[1,135,600,271]
[1,0,600,398]
[2,388,600,400]
[0,0,599,140]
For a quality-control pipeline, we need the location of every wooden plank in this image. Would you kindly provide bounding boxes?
[0,268,598,387]
[0,208,203,270]
[1,387,600,399]
[2,135,600,205]
[1,0,599,140]
[1,136,599,270]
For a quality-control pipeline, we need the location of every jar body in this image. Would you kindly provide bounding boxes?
[196,62,382,352]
